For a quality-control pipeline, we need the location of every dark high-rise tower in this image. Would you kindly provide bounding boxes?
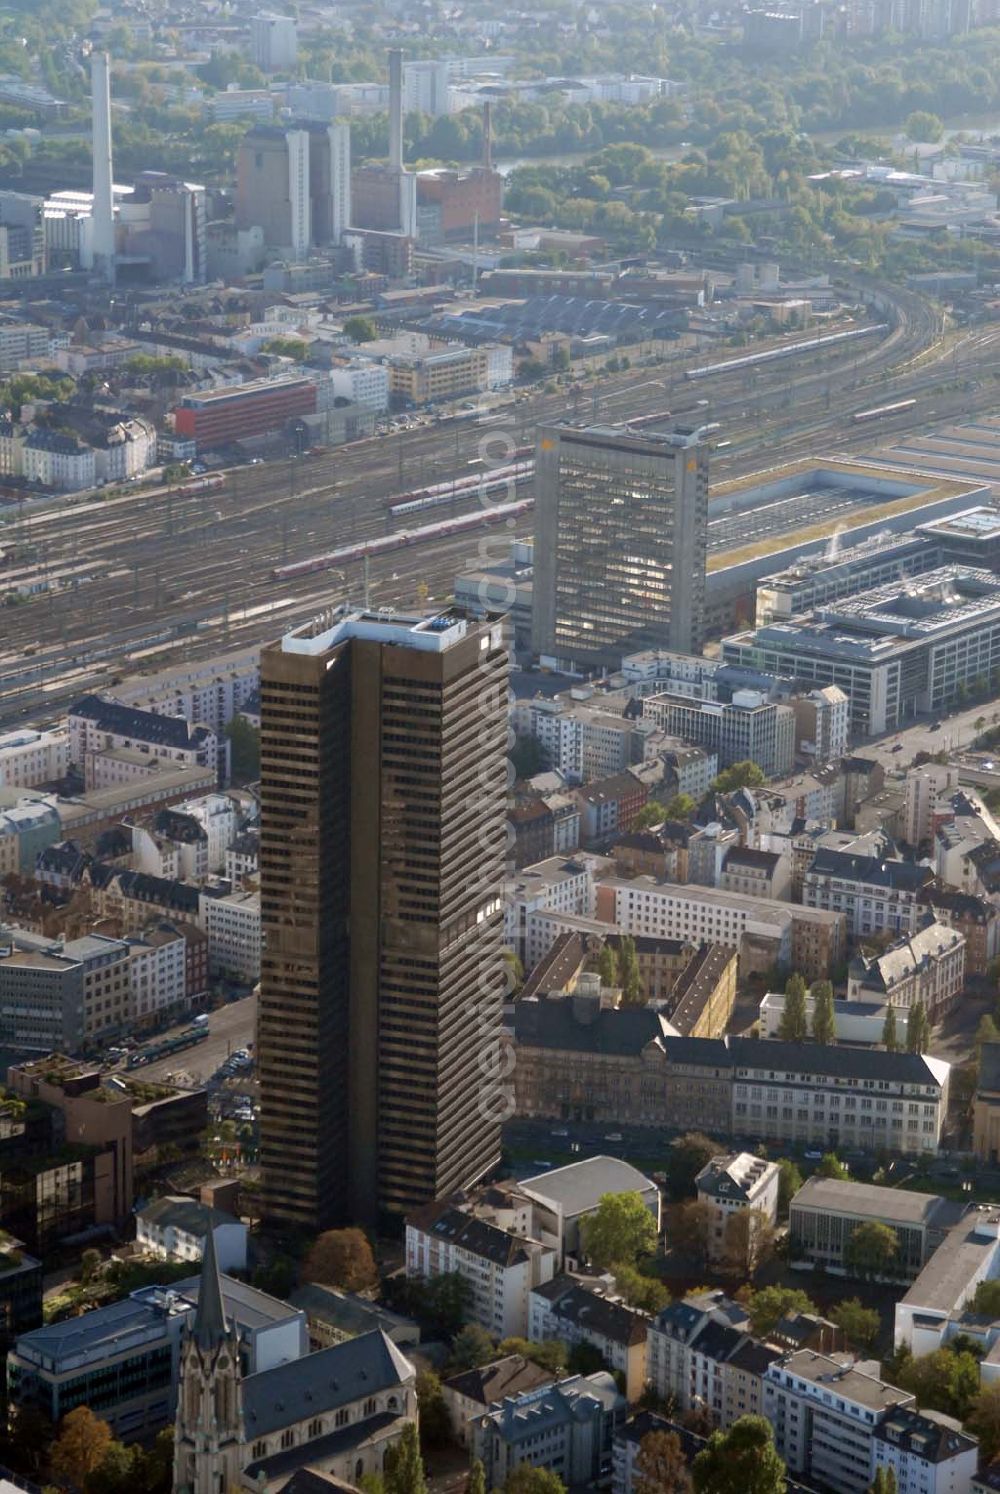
[531,422,710,671]
[258,605,509,1231]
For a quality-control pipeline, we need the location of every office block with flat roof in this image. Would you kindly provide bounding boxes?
[532,423,709,671]
[258,605,509,1232]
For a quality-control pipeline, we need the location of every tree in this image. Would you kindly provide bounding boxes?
[869,1471,898,1494]
[667,1132,718,1198]
[634,1427,693,1493]
[907,997,930,1054]
[469,1462,487,1494]
[691,1415,786,1494]
[830,1297,881,1353]
[811,981,836,1045]
[815,1152,849,1180]
[448,1322,495,1374]
[968,1381,1000,1463]
[672,1199,714,1267]
[614,1262,669,1314]
[712,761,766,793]
[778,974,808,1042]
[51,1407,113,1491]
[894,1346,979,1419]
[225,715,260,781]
[882,1004,898,1052]
[504,1468,567,1494]
[598,943,620,988]
[580,1191,658,1269]
[905,110,944,141]
[746,1286,816,1339]
[80,1247,102,1285]
[384,1422,427,1494]
[722,1207,774,1279]
[302,1227,377,1292]
[619,935,643,1006]
[415,1272,471,1335]
[845,1220,899,1280]
[415,1370,451,1447]
[662,794,695,822]
[498,1337,567,1374]
[86,1441,143,1494]
[632,802,667,830]
[776,1158,803,1218]
[344,315,377,342]
[971,1279,1000,1317]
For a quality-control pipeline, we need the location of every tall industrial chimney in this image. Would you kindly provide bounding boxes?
[90,50,116,285]
[388,48,403,172]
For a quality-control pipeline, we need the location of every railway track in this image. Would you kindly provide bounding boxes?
[0,278,991,726]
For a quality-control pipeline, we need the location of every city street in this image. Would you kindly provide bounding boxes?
[138,993,257,1087]
[866,699,1000,770]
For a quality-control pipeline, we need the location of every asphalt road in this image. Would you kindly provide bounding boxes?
[865,701,1000,770]
[138,993,257,1088]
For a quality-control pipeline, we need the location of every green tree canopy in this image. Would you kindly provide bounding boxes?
[907,997,930,1054]
[776,1158,803,1218]
[344,315,378,343]
[447,1322,495,1375]
[667,1132,718,1198]
[810,980,836,1045]
[815,1152,849,1180]
[905,110,944,141]
[830,1298,881,1353]
[504,1465,567,1492]
[882,1005,898,1052]
[691,1415,786,1494]
[580,1191,658,1269]
[968,1381,1000,1464]
[498,1337,568,1375]
[846,1220,899,1280]
[747,1286,816,1339]
[384,1422,427,1494]
[779,974,808,1042]
[712,760,766,793]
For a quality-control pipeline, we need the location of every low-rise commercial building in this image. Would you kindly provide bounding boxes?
[199,889,261,983]
[764,1351,913,1494]
[803,842,934,941]
[8,1271,305,1439]
[643,689,795,778]
[724,565,1000,737]
[789,1177,964,1278]
[172,375,317,450]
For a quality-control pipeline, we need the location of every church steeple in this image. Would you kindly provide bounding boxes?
[173,1225,244,1494]
[192,1222,227,1351]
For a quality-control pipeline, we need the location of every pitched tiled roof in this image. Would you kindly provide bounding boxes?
[241,1331,413,1439]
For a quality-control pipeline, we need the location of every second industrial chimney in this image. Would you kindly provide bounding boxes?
[388,47,403,172]
[90,50,116,285]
